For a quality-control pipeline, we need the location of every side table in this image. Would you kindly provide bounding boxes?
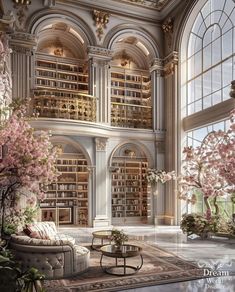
[100,244,143,276]
[91,230,112,251]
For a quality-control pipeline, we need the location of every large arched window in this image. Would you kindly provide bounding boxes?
[180,0,235,217]
[184,0,235,116]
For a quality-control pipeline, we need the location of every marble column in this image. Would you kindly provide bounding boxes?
[150,59,166,225]
[93,137,110,227]
[9,32,36,100]
[163,51,179,225]
[87,46,112,124]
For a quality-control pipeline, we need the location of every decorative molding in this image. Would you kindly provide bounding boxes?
[43,0,56,7]
[115,0,170,11]
[87,46,113,60]
[95,137,108,151]
[12,0,32,31]
[10,44,33,55]
[163,51,178,77]
[92,10,110,41]
[0,12,15,33]
[162,17,174,49]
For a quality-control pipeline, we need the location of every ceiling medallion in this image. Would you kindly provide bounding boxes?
[93,10,110,41]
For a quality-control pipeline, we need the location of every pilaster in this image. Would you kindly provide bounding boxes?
[93,137,110,227]
[88,46,113,124]
[9,32,37,100]
[163,51,178,225]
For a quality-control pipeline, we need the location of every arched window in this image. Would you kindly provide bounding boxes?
[185,0,235,115]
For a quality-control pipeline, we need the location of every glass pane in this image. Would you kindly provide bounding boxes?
[222,29,233,59]
[222,85,230,100]
[192,13,204,35]
[187,56,194,79]
[219,12,228,28]
[212,0,225,11]
[224,0,235,16]
[203,26,213,46]
[194,51,202,76]
[187,80,195,103]
[212,90,222,105]
[188,33,196,58]
[187,103,194,115]
[203,94,212,109]
[195,99,202,112]
[213,121,225,131]
[211,12,222,28]
[203,44,212,70]
[222,58,233,87]
[195,76,202,100]
[212,38,221,66]
[193,127,208,142]
[212,64,221,92]
[201,0,211,20]
[211,24,221,41]
[203,70,212,96]
[222,19,233,34]
[195,36,202,53]
[198,21,207,38]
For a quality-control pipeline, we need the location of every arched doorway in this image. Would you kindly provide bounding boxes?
[111,143,149,225]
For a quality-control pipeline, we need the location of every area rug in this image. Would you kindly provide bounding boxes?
[44,241,204,292]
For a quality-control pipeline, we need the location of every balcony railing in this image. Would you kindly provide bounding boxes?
[32,90,96,122]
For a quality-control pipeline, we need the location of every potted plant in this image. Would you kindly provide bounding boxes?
[111,229,128,249]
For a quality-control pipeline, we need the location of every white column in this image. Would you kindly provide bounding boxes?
[164,51,179,225]
[93,137,110,227]
[87,46,112,124]
[9,33,36,100]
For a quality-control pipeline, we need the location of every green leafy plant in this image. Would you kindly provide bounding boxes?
[21,267,45,292]
[111,229,128,246]
[180,213,221,239]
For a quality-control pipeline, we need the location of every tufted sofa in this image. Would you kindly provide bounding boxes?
[9,222,90,279]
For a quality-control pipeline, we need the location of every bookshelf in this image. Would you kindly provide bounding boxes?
[33,53,96,122]
[111,66,152,129]
[40,153,89,226]
[111,154,148,224]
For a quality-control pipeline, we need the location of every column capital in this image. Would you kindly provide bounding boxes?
[163,51,178,77]
[95,137,108,151]
[9,32,37,54]
[150,58,164,74]
[87,46,113,61]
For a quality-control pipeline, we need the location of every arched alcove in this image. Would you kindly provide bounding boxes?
[40,137,91,227]
[110,142,151,225]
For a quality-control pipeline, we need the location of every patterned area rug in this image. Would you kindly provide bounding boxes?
[44,241,204,292]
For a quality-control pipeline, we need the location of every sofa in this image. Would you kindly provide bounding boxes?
[9,222,90,279]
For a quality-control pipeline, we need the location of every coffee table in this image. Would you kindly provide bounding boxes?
[91,230,112,250]
[100,244,143,276]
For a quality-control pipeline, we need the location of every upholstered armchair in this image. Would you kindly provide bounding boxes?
[9,222,90,279]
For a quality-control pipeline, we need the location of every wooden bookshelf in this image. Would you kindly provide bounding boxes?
[40,153,89,226]
[111,66,152,129]
[111,156,148,224]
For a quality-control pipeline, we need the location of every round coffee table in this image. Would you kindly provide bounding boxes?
[91,230,112,250]
[100,244,143,276]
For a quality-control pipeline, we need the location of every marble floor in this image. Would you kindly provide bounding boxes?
[59,225,235,292]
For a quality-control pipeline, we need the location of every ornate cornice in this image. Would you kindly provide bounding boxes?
[9,32,37,54]
[87,46,113,60]
[115,0,170,11]
[95,137,108,151]
[150,58,164,74]
[92,10,110,41]
[163,51,178,77]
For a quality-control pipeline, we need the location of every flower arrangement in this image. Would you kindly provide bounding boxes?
[111,229,128,247]
[146,169,176,185]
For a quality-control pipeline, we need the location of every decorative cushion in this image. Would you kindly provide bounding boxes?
[24,222,57,240]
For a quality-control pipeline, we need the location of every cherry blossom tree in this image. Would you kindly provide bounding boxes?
[178,109,235,217]
[0,106,58,237]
